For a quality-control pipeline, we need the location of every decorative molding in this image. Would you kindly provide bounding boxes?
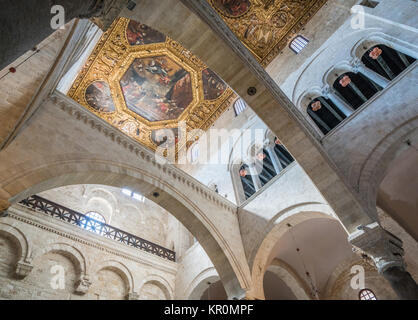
[74,275,92,295]
[15,260,34,279]
[7,206,178,275]
[50,90,238,214]
[68,17,235,157]
[207,0,328,67]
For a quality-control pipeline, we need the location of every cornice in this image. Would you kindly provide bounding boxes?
[50,90,238,214]
[8,205,178,275]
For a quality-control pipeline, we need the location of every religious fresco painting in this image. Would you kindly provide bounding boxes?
[202,68,227,100]
[151,128,179,147]
[208,0,327,66]
[212,0,251,17]
[120,56,193,122]
[69,17,234,156]
[126,20,166,46]
[85,81,116,113]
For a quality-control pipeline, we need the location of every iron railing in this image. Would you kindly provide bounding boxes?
[19,195,175,262]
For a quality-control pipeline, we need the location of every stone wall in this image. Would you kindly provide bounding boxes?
[0,204,177,300]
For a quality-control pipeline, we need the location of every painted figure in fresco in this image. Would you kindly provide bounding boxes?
[85,81,116,113]
[202,68,227,100]
[213,0,251,17]
[120,56,193,122]
[126,20,166,45]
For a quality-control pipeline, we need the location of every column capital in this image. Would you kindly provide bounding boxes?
[127,292,140,300]
[321,85,332,97]
[89,0,131,31]
[15,260,34,279]
[350,57,364,73]
[0,199,11,216]
[75,275,92,295]
[349,222,405,274]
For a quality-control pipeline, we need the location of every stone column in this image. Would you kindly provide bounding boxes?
[127,292,140,300]
[265,143,283,175]
[349,222,418,300]
[351,58,390,89]
[322,85,354,117]
[0,0,129,70]
[248,163,262,191]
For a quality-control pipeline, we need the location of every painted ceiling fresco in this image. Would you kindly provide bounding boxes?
[69,18,235,155]
[208,0,327,66]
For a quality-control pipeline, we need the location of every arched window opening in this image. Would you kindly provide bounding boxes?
[256,149,276,186]
[307,97,347,134]
[233,98,247,116]
[333,72,381,110]
[82,211,106,235]
[359,289,377,300]
[274,138,294,169]
[289,35,309,54]
[362,44,416,80]
[239,164,256,200]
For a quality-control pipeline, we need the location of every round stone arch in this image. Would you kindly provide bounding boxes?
[0,158,245,298]
[32,242,87,276]
[266,258,311,300]
[247,210,338,300]
[92,259,135,293]
[185,267,220,300]
[358,119,418,219]
[0,222,32,263]
[138,274,174,300]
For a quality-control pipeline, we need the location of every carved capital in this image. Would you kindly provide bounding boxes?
[0,199,11,215]
[321,85,331,97]
[89,0,131,31]
[75,275,92,295]
[127,292,140,300]
[15,261,34,279]
[349,222,405,274]
[350,58,364,73]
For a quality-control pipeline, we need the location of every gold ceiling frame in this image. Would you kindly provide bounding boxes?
[68,17,235,156]
[208,0,328,67]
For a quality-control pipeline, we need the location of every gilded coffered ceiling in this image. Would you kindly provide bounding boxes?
[208,0,327,66]
[69,18,235,155]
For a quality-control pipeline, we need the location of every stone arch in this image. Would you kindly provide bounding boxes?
[138,274,174,300]
[247,210,337,300]
[266,258,311,300]
[32,242,87,276]
[358,119,418,220]
[352,32,418,62]
[0,157,247,298]
[92,259,134,293]
[0,222,31,263]
[185,267,220,300]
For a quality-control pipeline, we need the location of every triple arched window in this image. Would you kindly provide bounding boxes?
[238,137,295,200]
[307,44,416,135]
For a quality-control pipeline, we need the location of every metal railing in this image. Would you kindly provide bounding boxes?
[19,195,175,262]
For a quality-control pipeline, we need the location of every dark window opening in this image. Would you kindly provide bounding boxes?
[307,97,347,134]
[362,44,416,80]
[333,72,381,110]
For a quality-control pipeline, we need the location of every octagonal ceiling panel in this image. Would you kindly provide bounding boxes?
[68,18,236,155]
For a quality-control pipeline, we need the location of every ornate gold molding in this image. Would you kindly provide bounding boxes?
[208,0,328,66]
[69,18,234,155]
